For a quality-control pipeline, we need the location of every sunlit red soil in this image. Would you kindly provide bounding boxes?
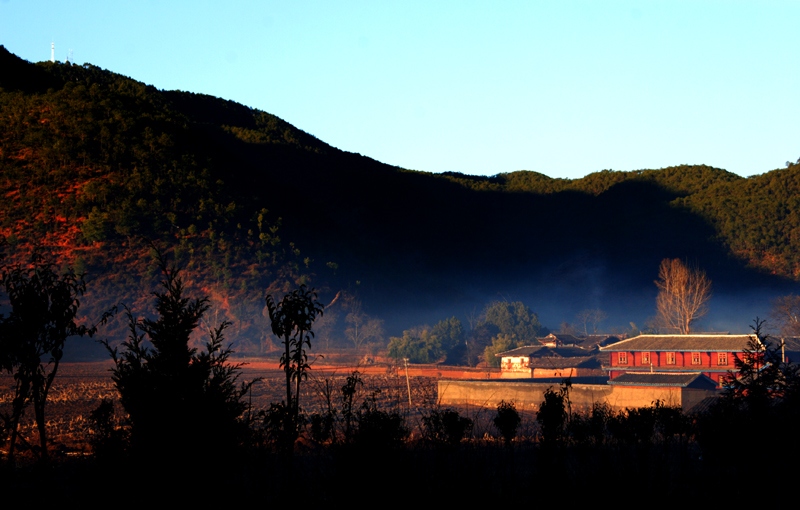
[0,361,480,457]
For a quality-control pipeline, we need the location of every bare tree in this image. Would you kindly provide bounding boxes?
[313,310,339,350]
[769,294,800,337]
[654,258,712,334]
[342,293,384,350]
[345,313,384,350]
[558,322,579,336]
[575,309,608,335]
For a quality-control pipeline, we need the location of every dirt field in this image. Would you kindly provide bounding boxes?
[0,360,514,457]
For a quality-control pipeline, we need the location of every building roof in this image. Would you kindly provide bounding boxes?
[536,333,582,346]
[530,346,589,358]
[608,372,718,389]
[584,334,624,348]
[528,356,600,369]
[497,345,591,358]
[599,334,756,352]
[496,345,543,357]
[594,335,625,348]
[536,333,623,349]
[686,396,721,414]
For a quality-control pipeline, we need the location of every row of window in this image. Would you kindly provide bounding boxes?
[617,352,728,366]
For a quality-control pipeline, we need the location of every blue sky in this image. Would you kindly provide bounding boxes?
[1,1,798,179]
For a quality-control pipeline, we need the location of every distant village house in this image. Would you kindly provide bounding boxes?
[599,334,757,385]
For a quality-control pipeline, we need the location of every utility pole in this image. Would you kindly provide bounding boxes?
[780,337,786,364]
[403,358,412,406]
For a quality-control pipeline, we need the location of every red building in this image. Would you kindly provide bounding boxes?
[599,334,757,385]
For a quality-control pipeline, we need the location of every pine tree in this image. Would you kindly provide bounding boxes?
[103,254,253,464]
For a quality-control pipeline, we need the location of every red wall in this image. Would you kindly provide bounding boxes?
[608,350,744,385]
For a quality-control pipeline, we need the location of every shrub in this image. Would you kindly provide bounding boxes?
[88,399,128,461]
[536,384,570,445]
[353,392,408,449]
[494,400,521,446]
[422,408,473,446]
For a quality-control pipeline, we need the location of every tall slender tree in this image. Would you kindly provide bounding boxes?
[266,285,323,445]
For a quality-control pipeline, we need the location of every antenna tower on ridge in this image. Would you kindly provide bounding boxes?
[51,42,55,63]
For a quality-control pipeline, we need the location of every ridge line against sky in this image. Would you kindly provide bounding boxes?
[1,1,798,180]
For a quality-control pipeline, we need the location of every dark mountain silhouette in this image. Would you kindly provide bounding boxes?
[1,45,798,357]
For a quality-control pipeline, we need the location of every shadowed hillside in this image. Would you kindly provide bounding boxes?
[1,46,799,356]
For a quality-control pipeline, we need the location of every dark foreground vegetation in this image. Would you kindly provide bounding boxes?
[2,256,798,503]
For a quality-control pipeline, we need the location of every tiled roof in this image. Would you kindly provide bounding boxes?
[497,345,592,358]
[536,333,582,345]
[686,396,721,414]
[496,345,543,357]
[529,346,589,358]
[537,334,622,349]
[528,356,599,369]
[584,335,624,348]
[599,334,756,352]
[608,372,717,388]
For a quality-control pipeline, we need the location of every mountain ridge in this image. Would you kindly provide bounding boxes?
[1,45,798,357]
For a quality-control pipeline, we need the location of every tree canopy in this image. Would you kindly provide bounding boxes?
[654,258,712,334]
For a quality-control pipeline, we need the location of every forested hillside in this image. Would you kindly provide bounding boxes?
[440,163,800,279]
[1,46,798,355]
[0,46,319,354]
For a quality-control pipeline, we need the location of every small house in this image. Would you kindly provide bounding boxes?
[497,345,603,379]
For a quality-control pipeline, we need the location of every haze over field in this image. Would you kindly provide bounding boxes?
[2,1,798,179]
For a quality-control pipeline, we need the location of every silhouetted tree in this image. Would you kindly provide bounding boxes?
[494,400,521,446]
[421,408,473,446]
[352,391,408,449]
[88,398,127,461]
[722,318,791,410]
[700,318,800,466]
[266,285,324,448]
[536,380,571,446]
[0,255,96,465]
[103,254,253,463]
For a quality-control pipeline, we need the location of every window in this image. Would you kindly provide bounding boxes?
[666,352,676,365]
[641,352,651,365]
[718,352,728,366]
[618,352,628,365]
[692,352,702,365]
